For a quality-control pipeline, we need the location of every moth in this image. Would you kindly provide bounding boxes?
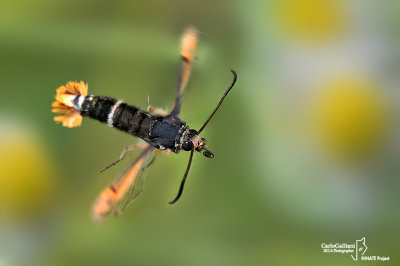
[52,27,237,222]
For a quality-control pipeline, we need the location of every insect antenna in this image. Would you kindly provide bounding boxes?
[197,70,237,134]
[169,149,194,204]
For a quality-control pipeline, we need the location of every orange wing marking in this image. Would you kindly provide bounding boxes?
[178,27,198,96]
[92,145,153,222]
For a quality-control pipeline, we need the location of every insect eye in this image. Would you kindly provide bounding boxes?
[182,141,193,151]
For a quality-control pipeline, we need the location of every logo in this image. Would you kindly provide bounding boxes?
[351,237,368,261]
[321,237,390,261]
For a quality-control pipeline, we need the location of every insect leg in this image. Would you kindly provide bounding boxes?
[147,95,168,116]
[154,149,172,156]
[147,105,169,116]
[100,142,148,173]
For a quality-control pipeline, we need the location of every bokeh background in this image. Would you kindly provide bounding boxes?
[1,0,399,265]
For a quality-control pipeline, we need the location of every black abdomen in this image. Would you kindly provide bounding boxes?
[79,95,155,138]
[80,96,117,123]
[78,95,184,149]
[110,102,155,140]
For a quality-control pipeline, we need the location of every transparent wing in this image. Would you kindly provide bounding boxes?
[116,149,157,215]
[92,145,155,222]
[171,27,199,116]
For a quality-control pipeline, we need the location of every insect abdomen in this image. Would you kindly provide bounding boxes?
[78,95,155,140]
[79,96,117,123]
[110,102,154,139]
[53,82,185,150]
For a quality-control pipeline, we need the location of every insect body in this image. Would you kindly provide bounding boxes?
[52,28,237,221]
[77,95,208,154]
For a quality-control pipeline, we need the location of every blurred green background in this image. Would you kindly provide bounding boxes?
[1,0,399,265]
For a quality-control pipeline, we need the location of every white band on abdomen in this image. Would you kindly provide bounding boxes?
[73,96,85,111]
[107,100,123,126]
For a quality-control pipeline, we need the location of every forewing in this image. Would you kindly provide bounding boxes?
[116,150,157,215]
[92,145,154,222]
[171,27,199,116]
